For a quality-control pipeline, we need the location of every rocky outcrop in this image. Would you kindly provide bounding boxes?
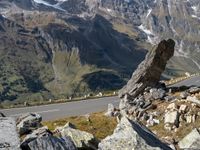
[0,117,21,150]
[178,128,200,149]
[21,126,77,150]
[117,39,175,120]
[119,39,175,99]
[16,113,42,135]
[98,117,172,150]
[55,122,98,149]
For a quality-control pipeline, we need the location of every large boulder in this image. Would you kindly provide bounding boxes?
[56,122,98,149]
[178,128,200,149]
[0,117,21,150]
[16,113,42,135]
[119,39,175,99]
[21,126,77,150]
[98,117,172,150]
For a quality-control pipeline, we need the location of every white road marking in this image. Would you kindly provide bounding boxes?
[10,109,60,117]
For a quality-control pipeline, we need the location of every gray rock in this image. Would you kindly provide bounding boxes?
[144,93,154,101]
[21,127,77,150]
[146,115,160,127]
[144,88,166,101]
[118,39,175,99]
[141,112,149,121]
[105,103,115,117]
[22,126,51,143]
[188,87,200,94]
[113,111,120,117]
[164,95,177,101]
[179,105,188,114]
[180,91,189,99]
[164,111,179,127]
[98,117,172,150]
[28,136,77,150]
[129,96,145,107]
[142,101,152,109]
[56,122,98,149]
[178,128,200,149]
[186,96,200,105]
[17,113,42,135]
[149,88,166,100]
[0,117,20,150]
[167,103,177,111]
[119,94,129,110]
[186,115,192,124]
[63,122,77,129]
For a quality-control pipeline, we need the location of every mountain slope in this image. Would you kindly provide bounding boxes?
[0,15,54,101]
[0,0,199,102]
[0,1,146,102]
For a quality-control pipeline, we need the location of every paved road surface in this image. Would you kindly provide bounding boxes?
[1,96,119,121]
[169,76,200,87]
[2,76,200,121]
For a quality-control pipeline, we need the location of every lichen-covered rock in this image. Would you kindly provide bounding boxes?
[118,39,175,99]
[21,126,77,150]
[0,117,20,150]
[98,117,172,150]
[17,113,42,135]
[178,128,200,149]
[28,135,77,150]
[56,122,98,149]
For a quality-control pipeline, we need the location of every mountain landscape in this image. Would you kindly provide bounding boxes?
[2,38,200,150]
[0,0,200,102]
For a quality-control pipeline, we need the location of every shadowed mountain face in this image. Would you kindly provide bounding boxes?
[0,15,54,101]
[0,0,199,102]
[0,1,146,102]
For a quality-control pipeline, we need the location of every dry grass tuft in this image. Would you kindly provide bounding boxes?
[42,112,117,139]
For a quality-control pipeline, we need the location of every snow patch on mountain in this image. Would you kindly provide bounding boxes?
[146,9,152,18]
[33,0,65,11]
[175,40,189,58]
[138,24,153,35]
[191,4,200,19]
